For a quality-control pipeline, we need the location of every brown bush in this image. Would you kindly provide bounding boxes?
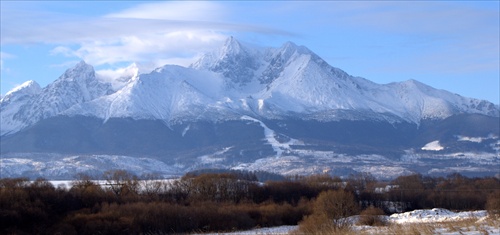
[358,206,387,226]
[486,190,500,219]
[298,213,332,234]
[65,209,135,235]
[264,181,317,205]
[256,201,306,227]
[70,175,108,208]
[103,170,139,201]
[298,190,359,233]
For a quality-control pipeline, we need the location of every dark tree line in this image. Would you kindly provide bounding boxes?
[0,170,498,234]
[376,173,499,212]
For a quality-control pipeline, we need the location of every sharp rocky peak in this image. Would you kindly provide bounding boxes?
[191,37,258,86]
[57,60,96,82]
[220,36,244,56]
[278,41,309,55]
[26,61,114,120]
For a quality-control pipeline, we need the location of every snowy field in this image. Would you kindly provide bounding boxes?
[197,226,297,235]
[199,209,499,235]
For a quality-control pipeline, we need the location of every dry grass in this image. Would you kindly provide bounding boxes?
[437,217,499,235]
[385,223,438,235]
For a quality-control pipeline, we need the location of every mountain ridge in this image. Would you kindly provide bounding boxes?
[1,37,498,136]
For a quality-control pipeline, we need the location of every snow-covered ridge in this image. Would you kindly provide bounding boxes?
[1,80,41,102]
[63,64,228,122]
[188,37,499,122]
[1,37,499,136]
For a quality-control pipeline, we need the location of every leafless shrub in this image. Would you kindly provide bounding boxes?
[358,206,387,226]
[486,190,500,219]
[298,190,359,233]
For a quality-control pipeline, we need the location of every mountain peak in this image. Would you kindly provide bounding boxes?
[5,80,41,95]
[1,80,41,102]
[281,41,298,51]
[280,41,314,56]
[190,36,258,86]
[224,36,238,46]
[76,60,89,67]
[57,60,96,83]
[400,79,434,91]
[220,36,245,57]
[70,60,93,72]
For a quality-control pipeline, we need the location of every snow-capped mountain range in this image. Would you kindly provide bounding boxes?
[1,37,499,179]
[2,37,498,136]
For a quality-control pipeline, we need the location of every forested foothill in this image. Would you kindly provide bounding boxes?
[0,170,498,234]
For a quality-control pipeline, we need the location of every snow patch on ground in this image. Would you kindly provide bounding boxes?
[198,225,297,235]
[389,208,487,224]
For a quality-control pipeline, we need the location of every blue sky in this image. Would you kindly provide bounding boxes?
[1,1,499,104]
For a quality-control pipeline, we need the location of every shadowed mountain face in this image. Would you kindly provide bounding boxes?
[1,38,499,179]
[1,113,498,179]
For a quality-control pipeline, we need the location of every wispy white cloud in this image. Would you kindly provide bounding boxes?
[0,52,16,71]
[50,30,226,68]
[1,1,293,69]
[105,1,225,21]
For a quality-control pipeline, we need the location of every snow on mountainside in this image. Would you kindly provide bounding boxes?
[190,37,498,122]
[1,61,114,135]
[63,65,235,122]
[0,80,42,135]
[385,80,499,122]
[1,38,498,136]
[1,80,42,101]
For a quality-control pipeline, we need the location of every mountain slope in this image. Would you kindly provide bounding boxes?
[0,80,42,135]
